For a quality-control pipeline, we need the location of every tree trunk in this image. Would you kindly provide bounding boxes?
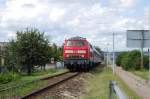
[27,64,31,75]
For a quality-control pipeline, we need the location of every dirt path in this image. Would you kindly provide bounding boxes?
[115,66,149,99]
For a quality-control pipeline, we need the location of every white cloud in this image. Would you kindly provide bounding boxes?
[0,0,149,51]
[108,0,136,8]
[120,0,136,8]
[49,7,65,22]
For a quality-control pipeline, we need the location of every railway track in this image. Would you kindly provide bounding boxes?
[21,72,80,99]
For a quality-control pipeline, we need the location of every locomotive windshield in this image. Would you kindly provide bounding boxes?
[76,41,85,46]
[66,41,74,46]
[66,40,85,46]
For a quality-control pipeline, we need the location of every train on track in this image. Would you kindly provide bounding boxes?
[63,36,102,71]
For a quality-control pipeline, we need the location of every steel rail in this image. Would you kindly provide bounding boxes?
[20,72,80,99]
[0,71,69,92]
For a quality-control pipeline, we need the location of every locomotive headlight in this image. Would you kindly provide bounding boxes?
[66,54,69,57]
[78,50,86,54]
[65,50,73,53]
[81,55,84,57]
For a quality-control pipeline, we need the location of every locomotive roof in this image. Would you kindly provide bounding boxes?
[67,36,86,40]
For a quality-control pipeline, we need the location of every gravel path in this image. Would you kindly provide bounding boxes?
[115,66,149,99]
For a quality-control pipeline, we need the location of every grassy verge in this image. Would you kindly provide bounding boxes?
[0,80,48,98]
[0,68,67,88]
[130,69,149,80]
[80,66,140,99]
[0,68,67,98]
[20,68,67,81]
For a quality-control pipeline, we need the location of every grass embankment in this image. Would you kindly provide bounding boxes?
[81,66,140,99]
[131,69,149,80]
[0,68,67,98]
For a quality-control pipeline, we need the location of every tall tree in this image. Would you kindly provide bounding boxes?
[6,28,51,75]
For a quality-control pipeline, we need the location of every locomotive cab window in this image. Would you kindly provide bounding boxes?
[66,41,74,46]
[66,40,85,46]
[76,41,85,46]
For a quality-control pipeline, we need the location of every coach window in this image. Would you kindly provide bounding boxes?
[76,41,85,46]
[66,41,74,46]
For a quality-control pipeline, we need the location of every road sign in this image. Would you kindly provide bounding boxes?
[127,30,150,48]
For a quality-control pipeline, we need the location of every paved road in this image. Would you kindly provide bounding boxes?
[115,66,149,99]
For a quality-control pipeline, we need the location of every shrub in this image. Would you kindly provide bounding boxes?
[121,50,141,70]
[116,52,128,66]
[118,50,149,70]
[121,53,131,70]
[0,72,20,84]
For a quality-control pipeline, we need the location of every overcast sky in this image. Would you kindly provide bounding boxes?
[0,0,149,51]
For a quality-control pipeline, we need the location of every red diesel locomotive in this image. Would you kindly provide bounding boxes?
[63,36,102,71]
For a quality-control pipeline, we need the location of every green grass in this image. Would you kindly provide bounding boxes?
[80,66,141,99]
[131,69,149,80]
[0,68,67,98]
[0,68,67,89]
[0,80,48,98]
[20,68,67,81]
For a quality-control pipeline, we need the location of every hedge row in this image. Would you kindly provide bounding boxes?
[116,50,149,70]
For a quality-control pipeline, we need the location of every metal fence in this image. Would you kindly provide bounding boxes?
[109,80,128,99]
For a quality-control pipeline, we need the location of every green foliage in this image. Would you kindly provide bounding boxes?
[49,43,63,61]
[116,52,128,66]
[5,28,51,74]
[0,72,20,84]
[117,50,148,70]
[121,53,131,70]
[121,50,141,70]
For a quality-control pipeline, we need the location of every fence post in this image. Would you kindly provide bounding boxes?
[109,80,114,99]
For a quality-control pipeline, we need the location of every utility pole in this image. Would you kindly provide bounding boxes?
[141,30,144,69]
[107,43,109,67]
[148,3,150,98]
[148,49,150,99]
[107,47,109,67]
[113,33,115,74]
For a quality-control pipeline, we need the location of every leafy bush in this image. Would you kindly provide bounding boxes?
[116,52,128,66]
[121,53,131,70]
[119,50,149,70]
[0,72,20,84]
[120,50,141,70]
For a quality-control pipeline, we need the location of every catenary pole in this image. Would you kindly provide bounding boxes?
[113,33,115,74]
[141,30,144,69]
[107,43,109,67]
[148,49,150,99]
